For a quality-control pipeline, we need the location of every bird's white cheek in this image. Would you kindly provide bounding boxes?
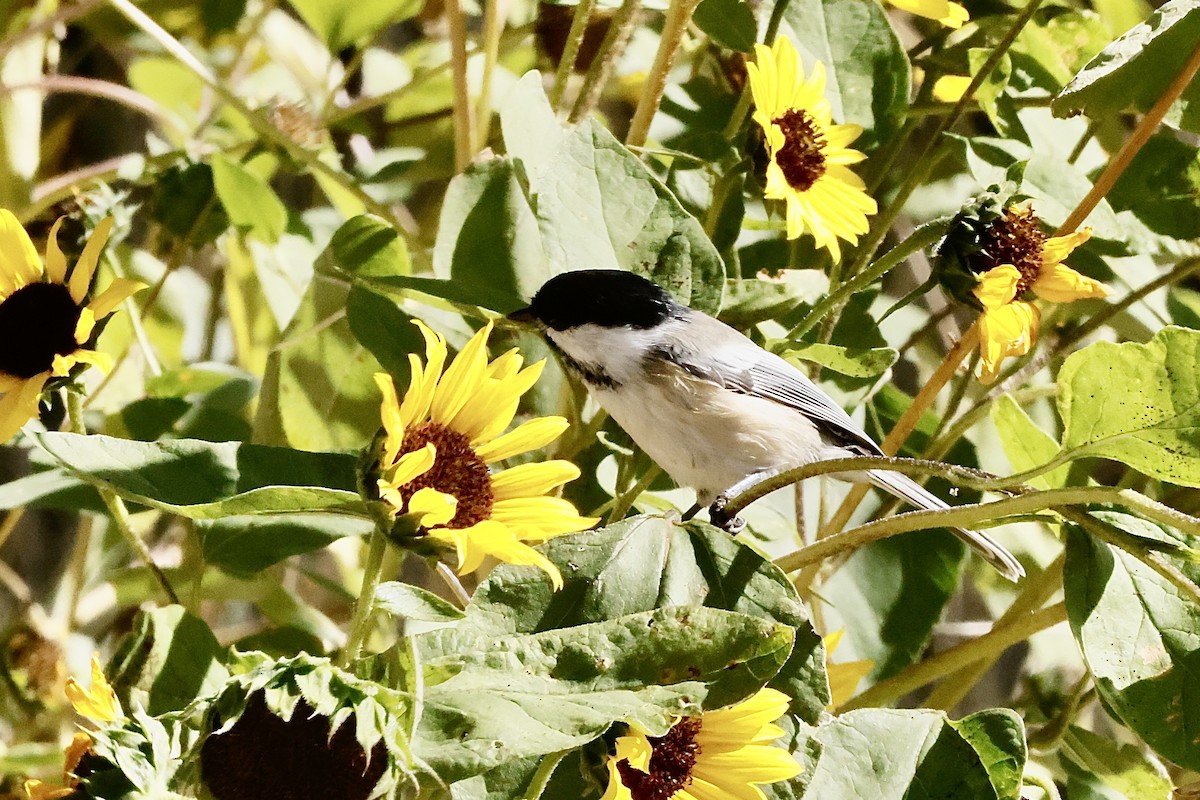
[546,324,662,385]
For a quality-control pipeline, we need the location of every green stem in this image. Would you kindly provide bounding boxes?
[446,0,474,171]
[340,523,390,666]
[839,602,1067,711]
[626,0,702,148]
[788,216,952,339]
[105,0,399,226]
[607,465,663,524]
[475,0,506,151]
[568,0,642,124]
[549,0,598,110]
[925,551,1065,710]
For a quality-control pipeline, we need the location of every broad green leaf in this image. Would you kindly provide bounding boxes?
[1058,327,1200,487]
[794,708,1023,799]
[463,516,828,722]
[991,395,1067,490]
[1060,725,1173,800]
[822,531,965,682]
[255,274,384,450]
[321,213,412,279]
[1053,0,1200,133]
[375,582,465,622]
[345,285,424,378]
[949,709,1027,800]
[1064,512,1200,770]
[1107,132,1200,241]
[35,432,364,519]
[694,0,756,52]
[432,157,546,314]
[107,606,229,716]
[778,342,898,378]
[199,513,371,575]
[287,0,422,50]
[773,0,910,150]
[718,272,829,328]
[210,152,286,244]
[0,467,103,513]
[414,605,794,782]
[498,73,725,314]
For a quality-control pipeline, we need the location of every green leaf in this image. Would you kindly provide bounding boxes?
[1060,725,1173,800]
[718,272,829,328]
[774,0,910,149]
[498,72,726,314]
[432,157,547,314]
[991,395,1067,490]
[255,273,385,450]
[1058,327,1200,487]
[1064,512,1200,770]
[414,605,793,782]
[1053,0,1200,134]
[374,581,465,622]
[1107,131,1200,241]
[35,432,364,519]
[321,213,412,279]
[346,285,425,378]
[777,342,898,378]
[796,708,1023,799]
[694,0,756,52]
[199,513,371,575]
[949,709,1027,800]
[108,606,229,716]
[463,516,828,722]
[0,467,103,513]
[210,152,286,244]
[287,0,422,50]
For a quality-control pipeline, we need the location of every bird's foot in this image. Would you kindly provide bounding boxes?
[708,496,746,533]
[680,503,703,522]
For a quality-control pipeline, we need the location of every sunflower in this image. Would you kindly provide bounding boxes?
[601,688,802,800]
[887,0,969,28]
[823,629,873,709]
[747,36,877,262]
[64,653,121,723]
[373,320,597,589]
[23,733,91,800]
[970,207,1108,382]
[0,210,144,443]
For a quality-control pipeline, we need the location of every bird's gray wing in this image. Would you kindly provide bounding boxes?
[655,312,884,456]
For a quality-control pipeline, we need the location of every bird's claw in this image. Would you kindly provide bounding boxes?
[708,497,746,533]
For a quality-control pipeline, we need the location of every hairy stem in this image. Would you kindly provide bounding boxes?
[569,0,642,124]
[340,523,390,666]
[626,0,701,148]
[550,0,598,110]
[446,0,474,170]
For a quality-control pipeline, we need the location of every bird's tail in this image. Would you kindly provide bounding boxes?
[865,469,1025,582]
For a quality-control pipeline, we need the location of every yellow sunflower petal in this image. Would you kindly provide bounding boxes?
[23,779,76,800]
[486,349,523,380]
[491,460,581,501]
[691,745,803,786]
[601,758,635,800]
[0,209,43,296]
[932,75,973,103]
[429,520,563,589]
[63,731,92,778]
[889,0,969,27]
[490,497,599,540]
[614,731,653,773]
[58,349,112,377]
[0,374,20,392]
[827,657,874,708]
[74,308,96,344]
[430,322,493,425]
[64,653,119,722]
[401,320,448,426]
[374,372,406,464]
[1041,228,1091,266]
[408,486,458,527]
[972,264,1021,309]
[696,688,791,751]
[44,217,68,284]
[387,442,437,486]
[86,277,145,320]
[1032,261,1109,304]
[474,416,569,463]
[978,301,1039,384]
[67,218,114,305]
[457,360,547,444]
[51,354,77,378]
[0,373,49,443]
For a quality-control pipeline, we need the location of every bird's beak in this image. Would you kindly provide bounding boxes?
[506,306,537,324]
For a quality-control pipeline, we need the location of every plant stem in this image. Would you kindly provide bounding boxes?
[550,0,598,110]
[65,391,178,604]
[925,551,1065,710]
[475,0,507,152]
[607,465,663,524]
[446,0,474,171]
[569,0,642,124]
[815,324,979,541]
[340,523,390,666]
[0,508,25,552]
[625,0,701,148]
[1056,36,1200,235]
[105,0,398,226]
[838,602,1066,711]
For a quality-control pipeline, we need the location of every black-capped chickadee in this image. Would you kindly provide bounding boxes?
[509,269,1024,582]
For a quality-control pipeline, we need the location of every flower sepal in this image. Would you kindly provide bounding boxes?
[933,182,1028,309]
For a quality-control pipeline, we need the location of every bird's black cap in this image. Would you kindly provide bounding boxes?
[508,270,678,331]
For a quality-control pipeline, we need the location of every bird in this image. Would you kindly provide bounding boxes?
[507,269,1024,582]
